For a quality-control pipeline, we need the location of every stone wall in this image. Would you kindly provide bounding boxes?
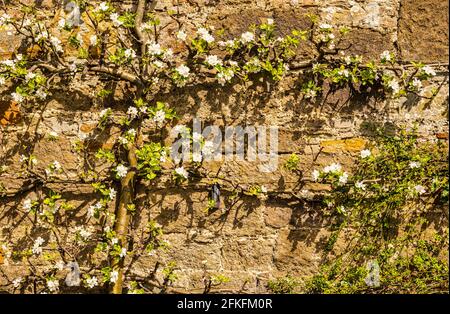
[0,0,448,293]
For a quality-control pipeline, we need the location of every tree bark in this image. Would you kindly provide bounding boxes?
[109,145,138,294]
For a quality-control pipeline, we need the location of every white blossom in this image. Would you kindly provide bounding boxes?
[109,188,116,200]
[163,48,174,61]
[304,89,317,99]
[1,244,10,261]
[52,160,62,171]
[46,279,59,292]
[19,154,27,163]
[2,59,16,68]
[100,108,111,118]
[355,181,366,190]
[414,185,426,195]
[175,166,188,179]
[13,277,22,288]
[86,276,98,288]
[119,247,127,258]
[32,237,45,255]
[323,163,342,174]
[46,160,61,175]
[87,202,103,217]
[388,79,400,94]
[219,40,235,48]
[116,164,128,178]
[153,110,166,124]
[312,169,320,181]
[110,270,119,283]
[23,199,33,211]
[80,229,92,241]
[89,35,98,46]
[197,27,214,43]
[78,133,88,141]
[124,48,136,59]
[68,63,77,72]
[176,64,190,78]
[217,68,234,85]
[240,31,255,44]
[36,88,47,100]
[409,161,421,169]
[87,204,97,218]
[205,55,222,67]
[153,60,165,69]
[380,50,391,62]
[176,30,187,41]
[319,23,332,30]
[360,149,371,159]
[192,152,202,163]
[110,13,123,27]
[140,22,153,32]
[98,2,109,12]
[77,227,92,240]
[0,76,5,85]
[338,172,348,185]
[147,42,162,55]
[202,141,215,157]
[318,35,328,43]
[245,57,261,71]
[173,125,190,137]
[338,69,350,78]
[11,92,24,103]
[267,18,274,25]
[36,31,49,41]
[0,13,12,26]
[422,65,436,77]
[50,36,63,52]
[126,129,136,137]
[344,55,352,64]
[127,106,138,119]
[160,150,167,163]
[411,77,422,90]
[337,205,346,214]
[75,33,84,46]
[48,131,59,138]
[25,72,36,82]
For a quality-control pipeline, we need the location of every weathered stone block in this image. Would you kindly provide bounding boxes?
[398,0,449,62]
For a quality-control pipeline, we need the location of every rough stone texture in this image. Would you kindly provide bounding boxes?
[398,0,449,62]
[0,0,449,293]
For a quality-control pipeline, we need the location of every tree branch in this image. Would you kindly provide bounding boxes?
[89,65,142,84]
[109,145,138,294]
[135,0,147,45]
[30,62,141,84]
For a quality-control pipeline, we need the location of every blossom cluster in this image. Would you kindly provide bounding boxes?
[312,162,348,186]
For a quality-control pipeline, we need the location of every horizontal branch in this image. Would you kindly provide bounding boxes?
[88,65,141,84]
[30,62,141,84]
